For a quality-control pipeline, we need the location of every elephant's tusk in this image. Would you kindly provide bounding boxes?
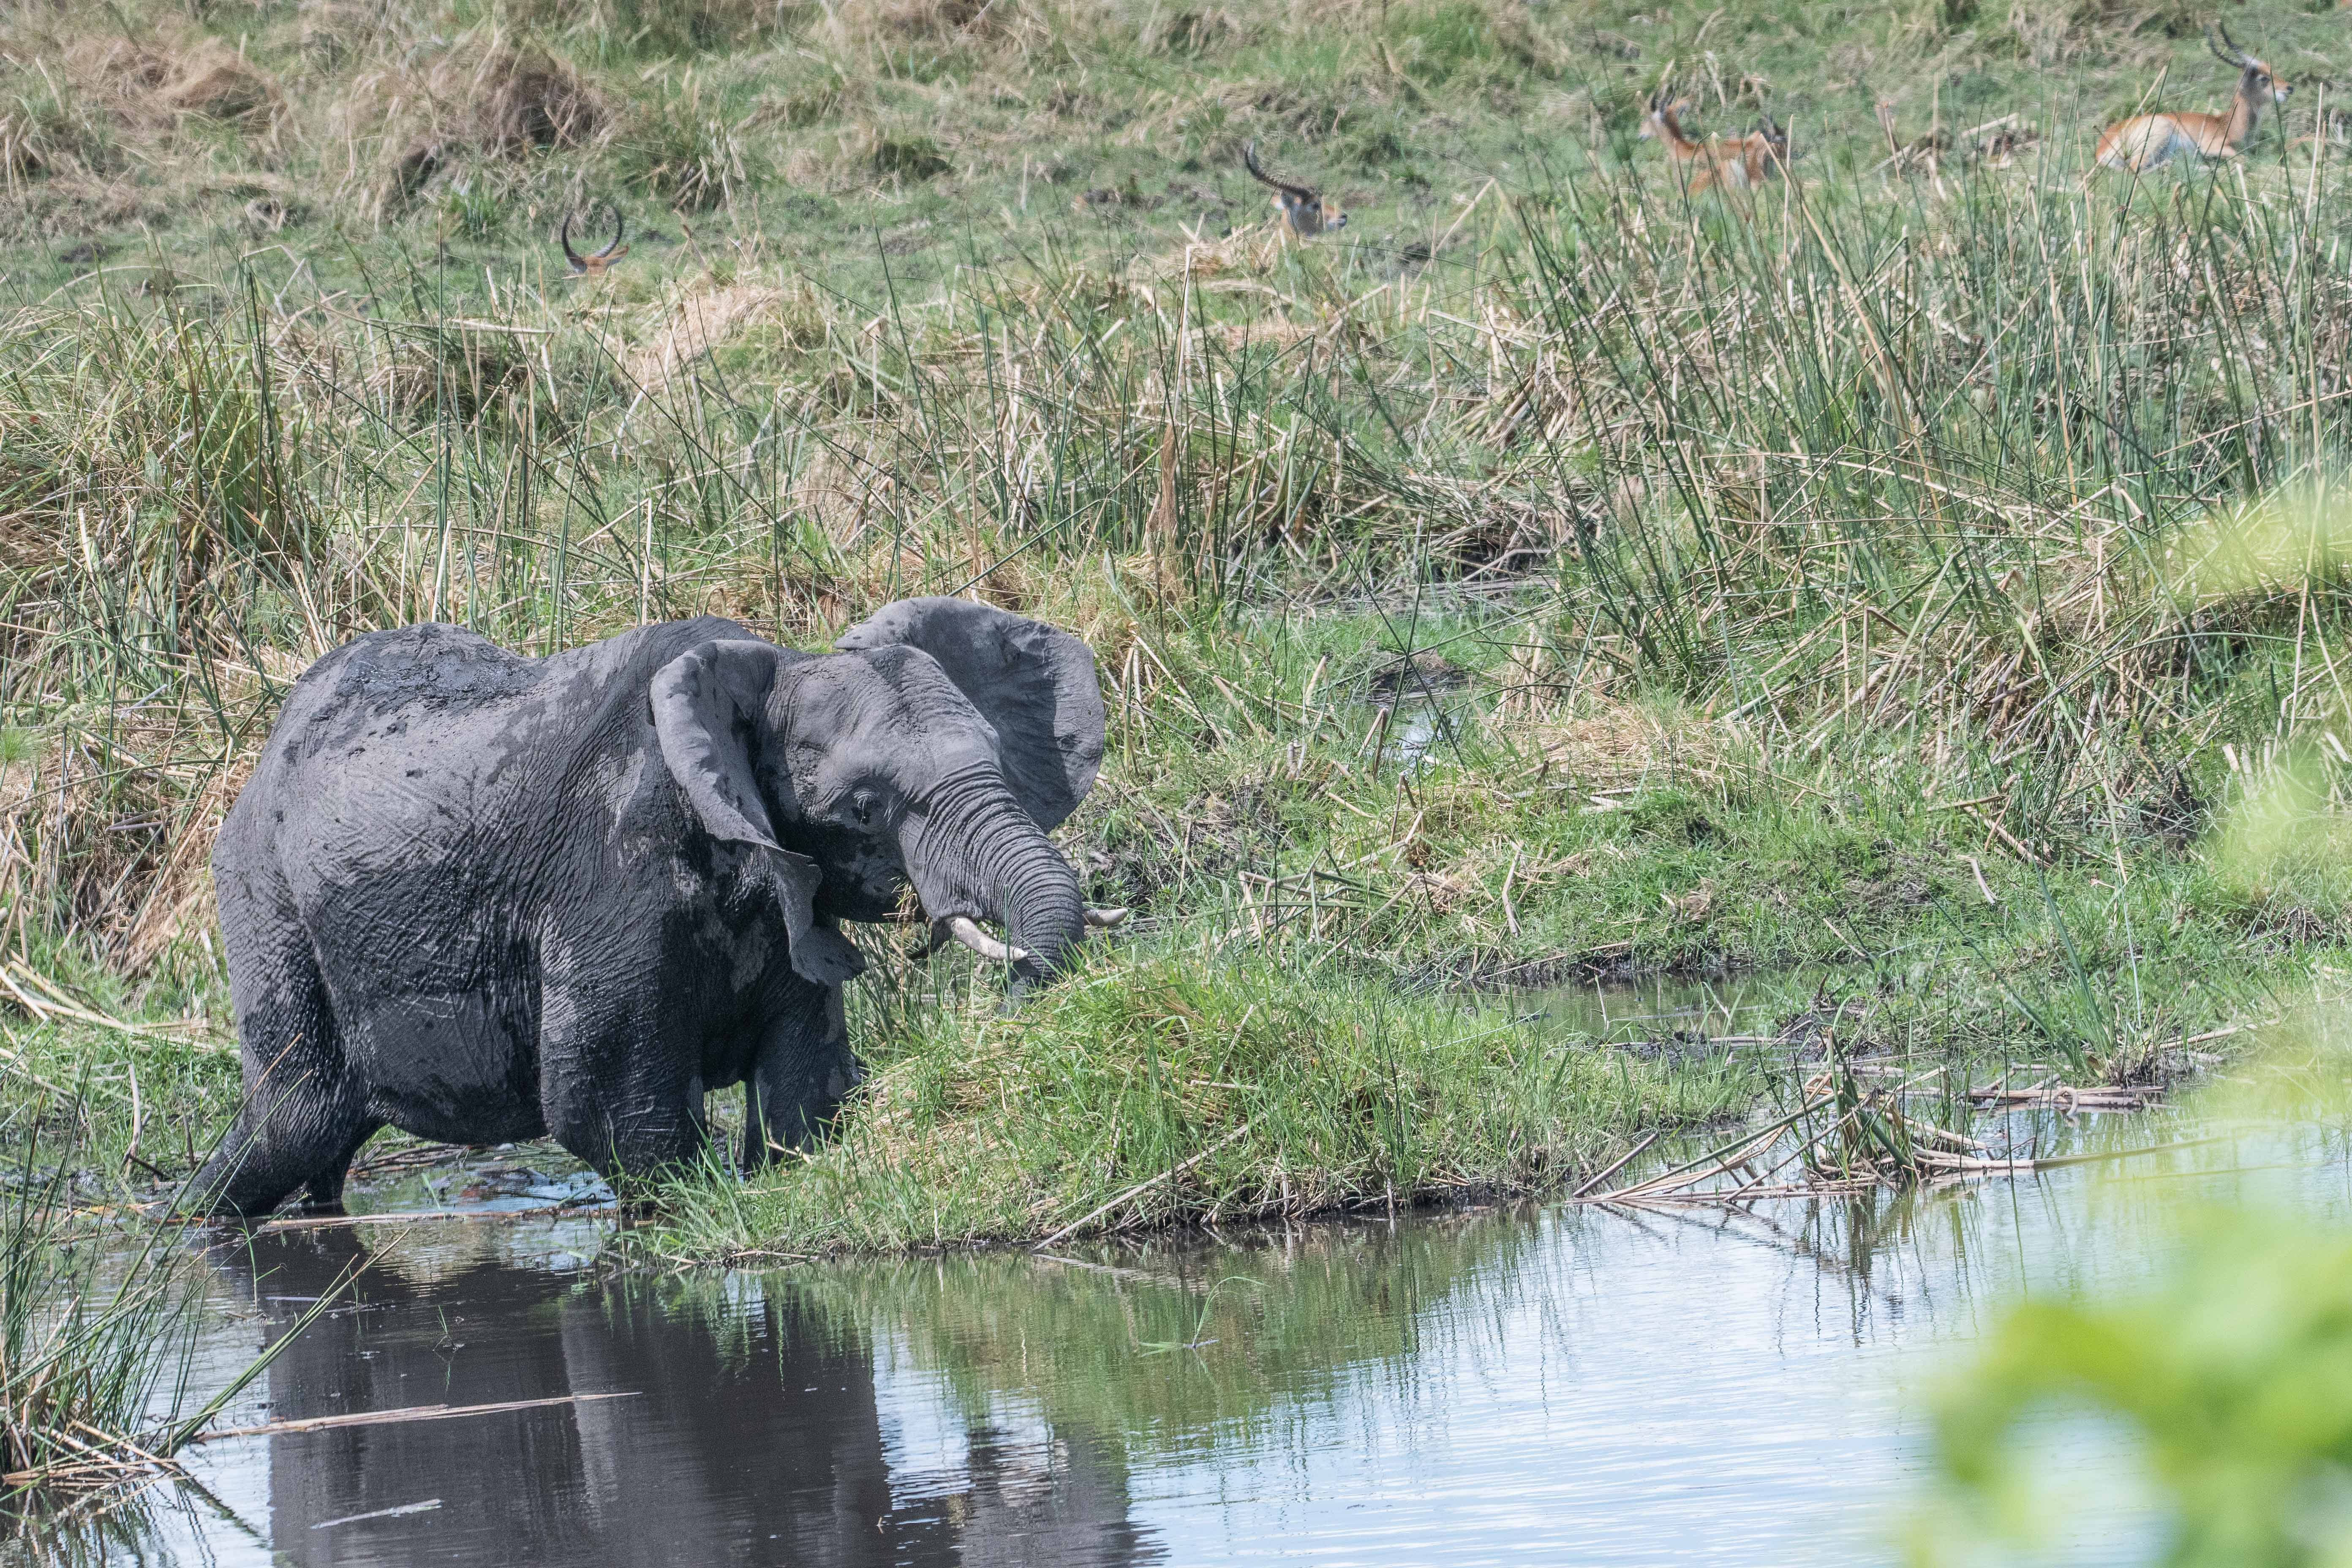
[1083,906,1130,928]
[943,915,1029,964]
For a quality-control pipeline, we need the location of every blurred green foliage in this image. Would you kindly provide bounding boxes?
[1916,1202,2352,1566]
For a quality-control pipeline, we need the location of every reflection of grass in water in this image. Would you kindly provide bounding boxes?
[0,1109,235,1535]
[0,1110,205,1497]
[789,1208,1536,1454]
[1133,1275,1259,1356]
[1,1100,370,1533]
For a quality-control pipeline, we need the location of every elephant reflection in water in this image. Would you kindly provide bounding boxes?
[218,1232,1159,1566]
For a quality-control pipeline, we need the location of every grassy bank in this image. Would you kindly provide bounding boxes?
[4,0,2352,1255]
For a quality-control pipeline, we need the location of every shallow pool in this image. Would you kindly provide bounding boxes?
[30,1120,2352,1565]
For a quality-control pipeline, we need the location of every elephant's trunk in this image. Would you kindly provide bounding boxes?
[903,772,1086,980]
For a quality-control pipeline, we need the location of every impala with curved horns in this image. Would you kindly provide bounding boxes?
[2096,25,2289,172]
[1244,142,1345,238]
[561,206,629,276]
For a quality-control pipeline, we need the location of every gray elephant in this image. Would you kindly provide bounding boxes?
[188,597,1120,1218]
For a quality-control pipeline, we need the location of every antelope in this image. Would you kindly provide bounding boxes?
[560,206,628,276]
[2095,26,2289,172]
[1244,142,1345,238]
[1641,90,1784,193]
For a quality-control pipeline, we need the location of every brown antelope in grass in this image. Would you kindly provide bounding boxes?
[1641,90,1785,193]
[2095,26,2289,172]
[1244,142,1345,238]
[561,206,628,276]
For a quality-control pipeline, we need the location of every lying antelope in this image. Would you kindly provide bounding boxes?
[2095,25,2289,172]
[1244,142,1345,238]
[561,206,629,276]
[1641,90,1786,193]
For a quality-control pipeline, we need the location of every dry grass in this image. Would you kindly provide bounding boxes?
[329,35,612,212]
[66,32,281,128]
[626,279,831,385]
[0,21,278,207]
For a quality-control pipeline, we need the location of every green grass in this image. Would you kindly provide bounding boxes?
[653,946,1764,1258]
[0,1108,216,1507]
[5,0,2352,1254]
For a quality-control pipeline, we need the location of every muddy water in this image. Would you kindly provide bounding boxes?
[36,1118,2352,1567]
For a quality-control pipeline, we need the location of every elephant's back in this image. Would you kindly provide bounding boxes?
[226,616,762,887]
[272,625,538,760]
[223,626,556,897]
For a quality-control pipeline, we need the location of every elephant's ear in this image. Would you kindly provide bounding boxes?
[651,640,866,987]
[835,596,1105,832]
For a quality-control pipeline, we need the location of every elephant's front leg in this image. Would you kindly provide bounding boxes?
[538,946,714,1190]
[741,976,861,1171]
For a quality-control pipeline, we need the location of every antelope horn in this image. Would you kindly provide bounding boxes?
[2208,24,2249,68]
[594,205,626,261]
[1083,906,1130,928]
[560,213,585,270]
[941,915,1029,964]
[1244,141,1316,201]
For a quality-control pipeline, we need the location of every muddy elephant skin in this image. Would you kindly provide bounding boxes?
[189,598,1105,1217]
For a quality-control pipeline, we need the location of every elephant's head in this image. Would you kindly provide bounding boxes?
[650,597,1116,988]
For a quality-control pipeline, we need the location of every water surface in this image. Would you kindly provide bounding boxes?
[36,1123,2352,1566]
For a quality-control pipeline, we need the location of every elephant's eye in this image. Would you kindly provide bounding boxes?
[849,789,878,825]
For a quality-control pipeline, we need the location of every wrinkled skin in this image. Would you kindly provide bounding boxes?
[188,598,1106,1217]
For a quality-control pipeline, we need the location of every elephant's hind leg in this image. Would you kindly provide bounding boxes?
[187,915,373,1219]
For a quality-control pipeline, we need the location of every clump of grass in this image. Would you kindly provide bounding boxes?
[0,71,114,186]
[334,36,611,212]
[620,78,764,210]
[654,942,1759,1257]
[824,0,1035,51]
[63,29,282,131]
[865,129,950,181]
[541,0,793,60]
[462,43,611,156]
[0,1109,203,1494]
[0,18,278,217]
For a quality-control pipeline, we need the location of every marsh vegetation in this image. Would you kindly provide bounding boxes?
[2,0,2351,1267]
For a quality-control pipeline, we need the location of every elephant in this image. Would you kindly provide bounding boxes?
[186,597,1122,1218]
